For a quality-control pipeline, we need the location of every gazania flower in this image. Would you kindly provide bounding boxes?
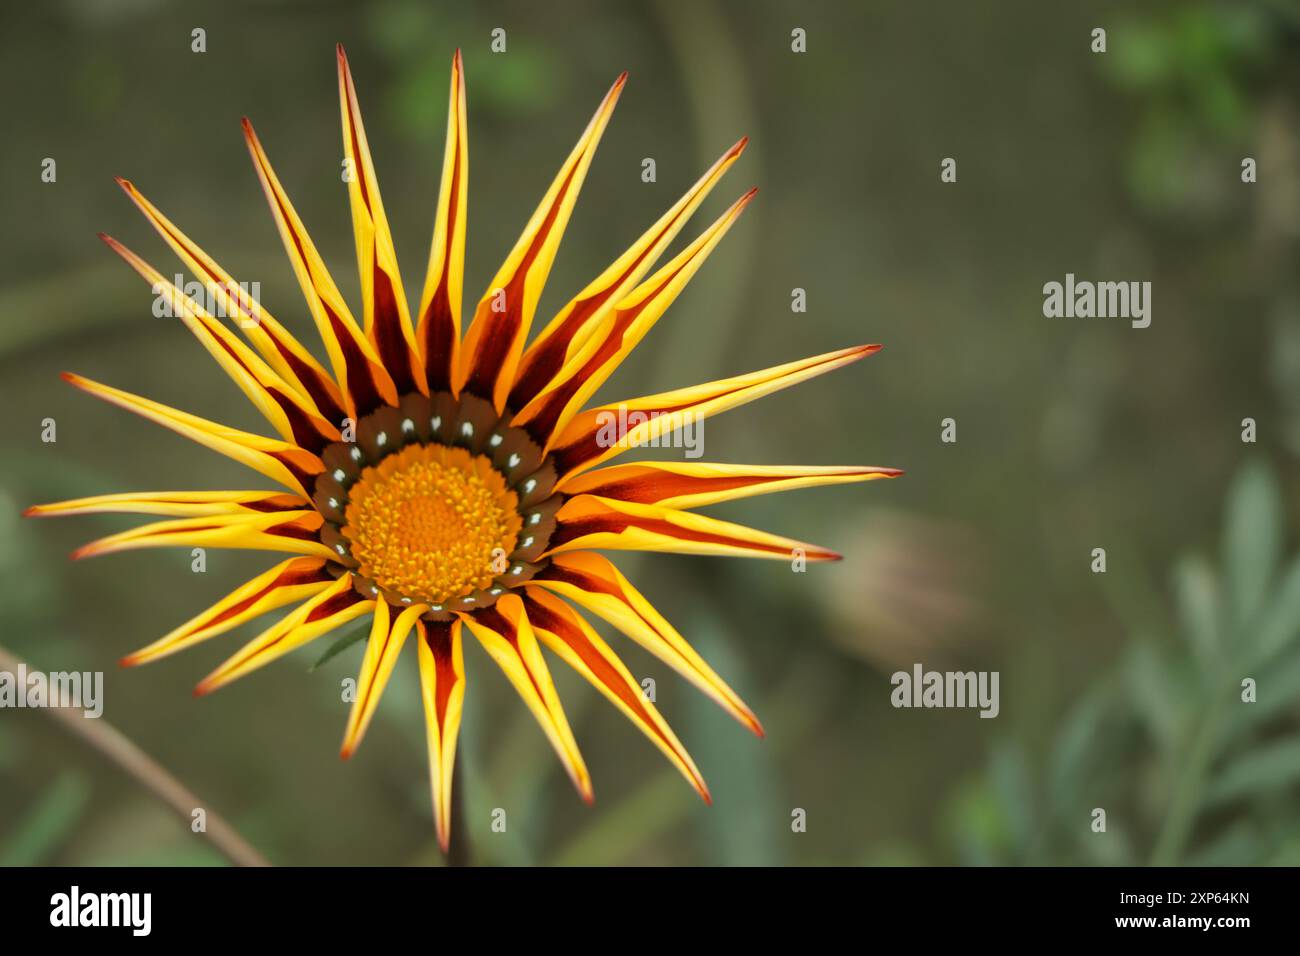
[28,46,898,851]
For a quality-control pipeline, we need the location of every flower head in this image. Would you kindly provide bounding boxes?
[28,46,898,851]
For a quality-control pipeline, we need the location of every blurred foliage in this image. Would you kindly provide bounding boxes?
[1102,0,1298,217]
[949,460,1300,865]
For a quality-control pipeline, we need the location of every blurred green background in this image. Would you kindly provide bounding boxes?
[4,0,1300,866]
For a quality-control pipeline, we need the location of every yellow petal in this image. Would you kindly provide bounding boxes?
[457,73,626,411]
[195,576,373,695]
[416,618,466,852]
[121,557,333,666]
[100,234,340,451]
[458,596,593,802]
[341,600,427,758]
[549,344,881,481]
[337,45,423,395]
[62,372,323,496]
[71,510,333,561]
[509,136,748,411]
[523,590,709,802]
[559,462,902,509]
[26,490,307,519]
[515,188,757,447]
[115,177,347,425]
[548,494,841,561]
[529,550,762,736]
[243,117,397,418]
[415,49,469,395]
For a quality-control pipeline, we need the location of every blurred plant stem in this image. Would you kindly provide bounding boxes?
[1150,684,1233,865]
[0,644,269,867]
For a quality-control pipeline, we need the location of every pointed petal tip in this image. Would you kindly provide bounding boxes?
[192,680,214,698]
[336,42,347,62]
[113,176,133,192]
[596,71,628,108]
[339,745,355,761]
[835,465,904,478]
[21,505,39,518]
[118,655,139,668]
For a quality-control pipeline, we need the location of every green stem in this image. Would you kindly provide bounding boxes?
[1150,686,1232,865]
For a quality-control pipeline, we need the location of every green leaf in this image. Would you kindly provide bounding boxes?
[0,772,90,866]
[1173,554,1220,668]
[1250,556,1300,667]
[1223,459,1283,630]
[989,743,1035,857]
[1185,821,1260,866]
[943,775,1013,866]
[685,615,781,866]
[1048,687,1110,811]
[1205,737,1300,807]
[1123,641,1185,749]
[1243,654,1300,725]
[308,620,369,671]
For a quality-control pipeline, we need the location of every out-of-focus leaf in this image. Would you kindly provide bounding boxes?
[1078,818,1136,867]
[0,772,90,866]
[686,613,781,867]
[943,775,1012,866]
[1239,653,1300,726]
[1173,554,1220,668]
[1250,556,1300,667]
[1186,821,1261,866]
[549,771,688,867]
[308,620,369,671]
[1205,737,1300,807]
[1108,21,1175,88]
[1123,641,1185,750]
[1223,459,1282,629]
[989,743,1034,858]
[1048,687,1109,811]
[1268,832,1300,865]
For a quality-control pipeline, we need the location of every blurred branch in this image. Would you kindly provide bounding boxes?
[0,645,269,867]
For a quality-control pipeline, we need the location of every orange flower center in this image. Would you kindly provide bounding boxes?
[342,444,521,605]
